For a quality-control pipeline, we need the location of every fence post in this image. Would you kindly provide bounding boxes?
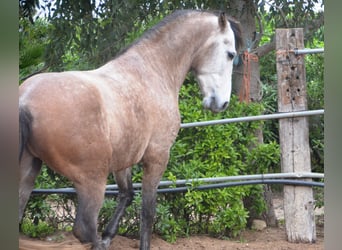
[275,28,316,243]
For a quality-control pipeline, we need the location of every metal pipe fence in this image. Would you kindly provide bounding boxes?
[33,179,323,196]
[293,48,324,55]
[32,172,324,195]
[180,109,324,128]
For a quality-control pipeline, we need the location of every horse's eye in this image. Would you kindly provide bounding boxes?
[227,51,236,60]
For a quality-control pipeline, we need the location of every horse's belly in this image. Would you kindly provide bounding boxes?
[108,129,150,171]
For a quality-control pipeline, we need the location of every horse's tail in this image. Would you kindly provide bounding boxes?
[19,107,33,162]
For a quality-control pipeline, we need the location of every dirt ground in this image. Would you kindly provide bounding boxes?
[19,196,324,250]
[19,226,324,250]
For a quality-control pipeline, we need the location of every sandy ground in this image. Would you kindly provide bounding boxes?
[19,195,324,250]
[19,226,324,250]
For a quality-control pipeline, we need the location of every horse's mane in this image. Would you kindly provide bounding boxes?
[116,10,243,57]
[141,10,202,41]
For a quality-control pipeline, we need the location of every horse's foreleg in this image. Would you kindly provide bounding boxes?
[19,155,42,223]
[139,159,167,250]
[101,168,134,248]
[139,186,158,250]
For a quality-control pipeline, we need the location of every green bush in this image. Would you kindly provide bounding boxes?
[21,166,76,236]
[21,218,55,238]
[150,80,279,240]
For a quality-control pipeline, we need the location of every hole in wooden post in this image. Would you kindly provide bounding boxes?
[286,88,290,92]
[297,88,300,92]
[296,75,300,80]
[291,66,296,70]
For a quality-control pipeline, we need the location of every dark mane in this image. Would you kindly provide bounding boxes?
[142,10,196,40]
[116,10,198,56]
[116,10,243,57]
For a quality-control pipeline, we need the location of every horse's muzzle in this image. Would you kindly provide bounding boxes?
[203,97,229,113]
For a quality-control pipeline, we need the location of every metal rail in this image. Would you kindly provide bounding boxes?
[294,48,324,55]
[32,179,323,195]
[32,172,324,195]
[181,109,324,128]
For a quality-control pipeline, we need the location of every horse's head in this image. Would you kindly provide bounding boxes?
[192,12,242,113]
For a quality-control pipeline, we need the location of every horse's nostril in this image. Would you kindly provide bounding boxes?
[222,101,229,109]
[228,52,236,60]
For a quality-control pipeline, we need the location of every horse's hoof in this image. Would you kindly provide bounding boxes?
[91,239,110,250]
[90,244,105,250]
[101,237,111,249]
[91,237,111,250]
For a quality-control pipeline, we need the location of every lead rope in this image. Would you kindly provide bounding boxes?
[239,50,259,103]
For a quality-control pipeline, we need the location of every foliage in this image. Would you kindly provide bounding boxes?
[21,218,55,238]
[153,82,279,240]
[305,37,324,173]
[19,18,51,81]
[21,166,76,234]
[19,0,324,72]
[258,0,324,30]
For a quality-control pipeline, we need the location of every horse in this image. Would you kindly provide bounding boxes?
[19,9,242,250]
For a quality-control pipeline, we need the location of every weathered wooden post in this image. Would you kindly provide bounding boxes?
[275,28,316,243]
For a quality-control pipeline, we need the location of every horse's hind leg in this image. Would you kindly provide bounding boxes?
[101,168,134,248]
[73,179,106,250]
[19,152,42,222]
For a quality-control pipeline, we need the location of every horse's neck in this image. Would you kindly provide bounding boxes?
[101,15,214,94]
[123,16,213,92]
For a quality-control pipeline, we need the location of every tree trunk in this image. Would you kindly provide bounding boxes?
[228,0,262,102]
[227,0,275,227]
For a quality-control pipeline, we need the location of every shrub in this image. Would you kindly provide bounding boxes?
[152,80,279,240]
[21,218,55,238]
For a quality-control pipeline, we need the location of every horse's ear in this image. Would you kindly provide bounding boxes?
[218,12,227,31]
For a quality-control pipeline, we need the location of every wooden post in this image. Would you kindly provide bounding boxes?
[276,28,316,243]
